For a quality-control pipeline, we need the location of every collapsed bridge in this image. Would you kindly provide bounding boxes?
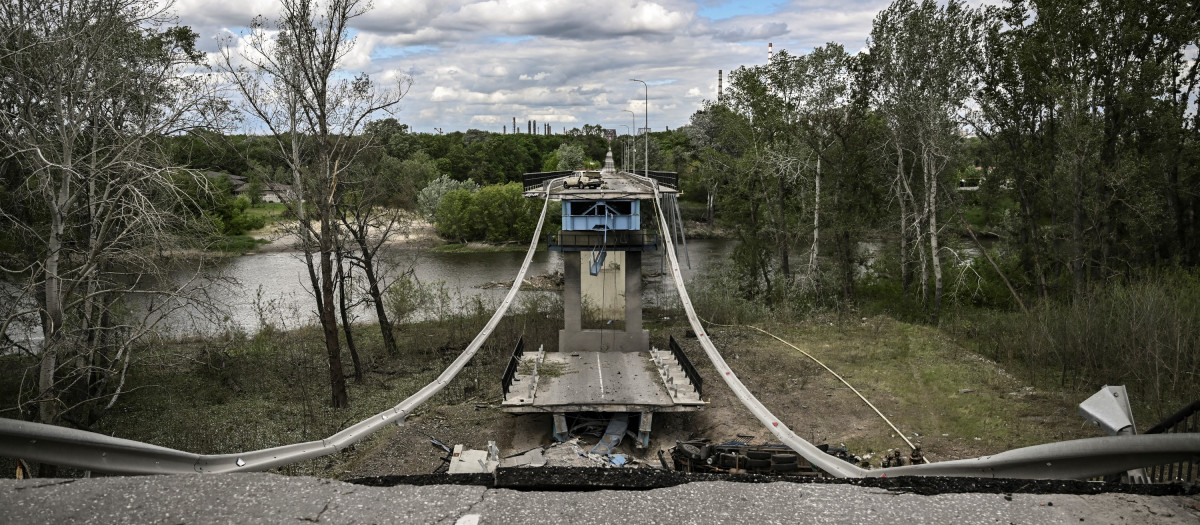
[1,152,1198,481]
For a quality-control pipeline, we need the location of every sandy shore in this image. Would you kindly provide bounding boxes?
[247,217,444,254]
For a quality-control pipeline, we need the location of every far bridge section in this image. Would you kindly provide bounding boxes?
[507,159,700,448]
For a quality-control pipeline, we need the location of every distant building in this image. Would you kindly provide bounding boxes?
[202,171,247,191]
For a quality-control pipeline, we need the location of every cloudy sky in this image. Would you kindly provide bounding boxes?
[177,0,898,134]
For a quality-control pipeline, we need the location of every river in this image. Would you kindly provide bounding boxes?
[6,237,982,342]
[163,238,738,336]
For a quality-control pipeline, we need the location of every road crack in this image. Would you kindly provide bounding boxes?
[440,486,489,525]
[15,479,77,491]
[300,500,332,523]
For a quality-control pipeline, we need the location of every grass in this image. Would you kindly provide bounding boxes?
[72,295,561,477]
[244,202,289,224]
[679,315,1095,463]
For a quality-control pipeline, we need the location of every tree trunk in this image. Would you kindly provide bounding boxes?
[895,143,910,297]
[39,167,71,426]
[925,146,943,323]
[706,190,714,226]
[1071,158,1086,297]
[356,242,398,356]
[778,175,790,283]
[808,152,821,292]
[336,248,363,383]
[319,211,348,408]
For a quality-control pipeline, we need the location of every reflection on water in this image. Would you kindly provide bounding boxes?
[4,237,984,341]
[175,238,736,336]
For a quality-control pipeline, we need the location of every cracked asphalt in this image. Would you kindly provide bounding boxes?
[3,473,1199,524]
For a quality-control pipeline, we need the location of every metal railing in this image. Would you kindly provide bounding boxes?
[522,171,572,192]
[501,336,525,400]
[548,231,658,251]
[629,170,678,189]
[1144,400,1199,483]
[669,335,703,397]
[647,178,1200,479]
[0,193,556,475]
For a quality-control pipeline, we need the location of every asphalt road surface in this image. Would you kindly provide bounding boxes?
[5,472,1200,524]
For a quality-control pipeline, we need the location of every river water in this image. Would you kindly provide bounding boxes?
[4,236,982,343]
[170,238,736,336]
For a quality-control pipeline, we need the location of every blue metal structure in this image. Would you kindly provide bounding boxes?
[561,199,640,231]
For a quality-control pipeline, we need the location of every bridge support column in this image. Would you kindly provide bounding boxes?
[563,252,581,333]
[553,413,569,442]
[624,251,642,332]
[637,412,653,448]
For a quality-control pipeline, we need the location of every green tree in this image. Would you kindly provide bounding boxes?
[434,188,481,241]
[218,0,407,408]
[868,0,984,320]
[974,0,1200,300]
[0,0,221,429]
[554,143,588,170]
[418,174,479,219]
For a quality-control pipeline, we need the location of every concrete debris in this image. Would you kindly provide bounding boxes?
[448,442,500,474]
[504,438,643,469]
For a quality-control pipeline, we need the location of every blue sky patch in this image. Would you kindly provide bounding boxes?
[698,0,782,20]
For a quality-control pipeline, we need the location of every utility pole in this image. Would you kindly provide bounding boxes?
[630,79,648,176]
[623,109,635,174]
[620,124,630,172]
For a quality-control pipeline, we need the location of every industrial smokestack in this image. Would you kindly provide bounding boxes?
[527,120,532,134]
[533,120,538,135]
[513,117,518,133]
[503,125,507,134]
[718,70,723,102]
[768,42,773,64]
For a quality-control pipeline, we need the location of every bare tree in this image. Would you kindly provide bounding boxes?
[218,0,405,408]
[335,148,413,357]
[0,0,223,428]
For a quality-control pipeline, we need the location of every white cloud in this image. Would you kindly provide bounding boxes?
[180,0,905,133]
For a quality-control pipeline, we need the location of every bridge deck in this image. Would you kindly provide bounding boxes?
[522,171,677,201]
[502,350,704,414]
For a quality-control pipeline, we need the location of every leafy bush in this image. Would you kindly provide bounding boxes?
[553,143,587,171]
[433,182,556,243]
[223,194,267,235]
[434,188,481,241]
[417,174,478,219]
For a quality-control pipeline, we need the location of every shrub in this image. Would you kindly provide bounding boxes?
[418,175,478,220]
[970,271,1200,420]
[433,182,557,243]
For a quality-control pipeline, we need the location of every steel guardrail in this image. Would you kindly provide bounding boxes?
[0,187,556,475]
[646,181,1200,480]
[629,170,678,189]
[522,171,572,192]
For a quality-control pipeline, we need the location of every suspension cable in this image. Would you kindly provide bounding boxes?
[700,317,925,460]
